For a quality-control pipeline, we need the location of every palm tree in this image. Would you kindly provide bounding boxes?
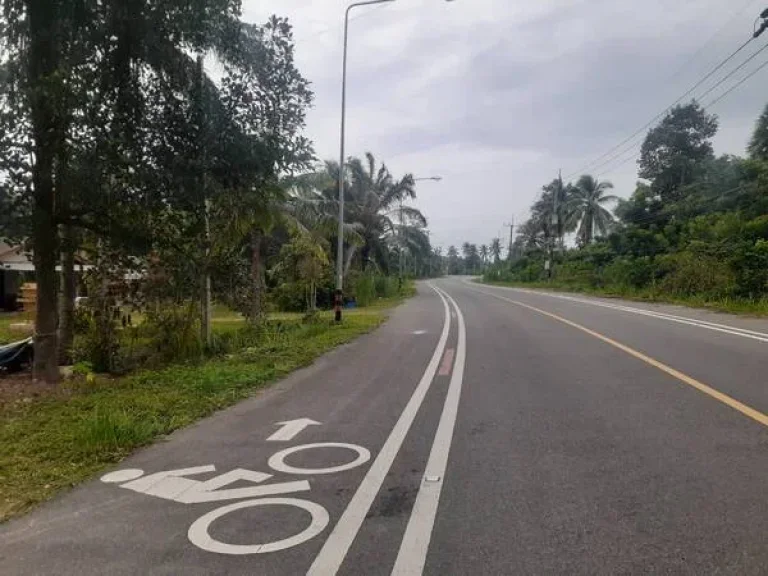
[461,242,472,274]
[470,244,480,274]
[569,175,618,245]
[490,238,502,264]
[297,153,427,275]
[479,244,489,270]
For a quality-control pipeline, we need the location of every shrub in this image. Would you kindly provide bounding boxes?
[657,252,735,298]
[142,303,202,362]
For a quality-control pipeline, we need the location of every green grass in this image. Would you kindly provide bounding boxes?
[479,279,768,316]
[0,304,406,522]
[0,312,32,345]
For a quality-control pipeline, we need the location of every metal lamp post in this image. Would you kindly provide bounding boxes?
[335,1,455,322]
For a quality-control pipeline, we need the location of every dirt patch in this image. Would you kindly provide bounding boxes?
[0,371,68,409]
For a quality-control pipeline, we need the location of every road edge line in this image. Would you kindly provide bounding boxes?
[477,281,768,342]
[391,286,468,576]
[306,283,452,576]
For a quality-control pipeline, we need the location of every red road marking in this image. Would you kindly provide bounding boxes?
[438,348,455,376]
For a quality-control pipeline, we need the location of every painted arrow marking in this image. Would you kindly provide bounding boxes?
[267,418,321,442]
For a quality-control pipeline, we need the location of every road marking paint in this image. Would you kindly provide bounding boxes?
[438,348,455,376]
[107,465,310,503]
[267,443,371,476]
[412,330,427,335]
[187,497,329,555]
[479,281,768,343]
[100,469,144,483]
[267,418,321,442]
[472,286,768,429]
[307,284,452,576]
[392,286,468,575]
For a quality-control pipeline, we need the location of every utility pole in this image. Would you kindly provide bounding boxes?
[504,217,515,262]
[197,54,211,348]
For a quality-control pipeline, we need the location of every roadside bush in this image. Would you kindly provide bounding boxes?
[601,257,656,290]
[73,304,122,374]
[353,274,376,306]
[142,303,202,363]
[729,239,768,298]
[657,252,735,298]
[271,281,307,312]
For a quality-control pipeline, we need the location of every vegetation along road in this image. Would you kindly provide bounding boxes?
[3,277,768,574]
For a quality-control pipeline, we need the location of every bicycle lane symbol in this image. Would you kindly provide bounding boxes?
[100,442,371,555]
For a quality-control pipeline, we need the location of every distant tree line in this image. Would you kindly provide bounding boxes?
[474,100,768,307]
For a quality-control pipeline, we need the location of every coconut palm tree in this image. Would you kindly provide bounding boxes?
[479,244,489,270]
[569,175,618,245]
[296,153,427,274]
[490,238,502,264]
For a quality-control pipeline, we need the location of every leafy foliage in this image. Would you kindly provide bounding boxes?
[476,100,768,310]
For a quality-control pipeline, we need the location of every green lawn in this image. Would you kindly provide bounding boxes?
[0,300,405,522]
[0,313,32,345]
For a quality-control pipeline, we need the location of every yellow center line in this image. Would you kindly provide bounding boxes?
[471,286,768,429]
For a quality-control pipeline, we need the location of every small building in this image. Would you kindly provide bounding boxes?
[0,242,34,311]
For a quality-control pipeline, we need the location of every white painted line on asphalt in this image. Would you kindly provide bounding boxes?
[188,497,329,555]
[412,330,427,335]
[392,286,468,576]
[478,282,768,343]
[307,284,451,576]
[266,418,320,442]
[267,443,371,475]
[469,285,768,429]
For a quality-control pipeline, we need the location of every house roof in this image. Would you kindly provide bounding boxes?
[0,243,33,271]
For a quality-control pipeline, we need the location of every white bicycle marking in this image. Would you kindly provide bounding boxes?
[187,498,330,555]
[267,418,321,442]
[268,443,371,475]
[100,440,371,555]
[100,469,144,483]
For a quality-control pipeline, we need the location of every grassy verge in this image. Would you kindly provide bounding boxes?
[0,300,406,522]
[478,279,768,316]
[0,313,32,345]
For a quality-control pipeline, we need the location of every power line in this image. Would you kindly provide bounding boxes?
[597,48,768,178]
[564,35,756,180]
[703,53,768,107]
[694,40,768,102]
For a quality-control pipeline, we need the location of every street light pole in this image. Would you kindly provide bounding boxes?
[336,0,396,323]
[336,2,455,322]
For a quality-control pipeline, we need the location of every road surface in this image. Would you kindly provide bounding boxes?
[3,277,768,575]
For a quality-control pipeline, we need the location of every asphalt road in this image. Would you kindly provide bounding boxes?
[3,277,768,575]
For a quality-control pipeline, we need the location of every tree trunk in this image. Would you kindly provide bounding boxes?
[28,0,61,383]
[58,224,76,364]
[249,228,265,324]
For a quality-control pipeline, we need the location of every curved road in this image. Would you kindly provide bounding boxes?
[3,277,768,575]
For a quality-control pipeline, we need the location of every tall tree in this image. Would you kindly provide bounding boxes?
[446,245,461,275]
[490,238,502,264]
[479,244,489,269]
[569,175,618,245]
[639,101,718,200]
[748,102,768,161]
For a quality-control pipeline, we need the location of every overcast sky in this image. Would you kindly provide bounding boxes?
[244,0,768,250]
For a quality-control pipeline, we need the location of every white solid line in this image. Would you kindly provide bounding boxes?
[391,286,467,576]
[306,284,451,576]
[478,282,768,343]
